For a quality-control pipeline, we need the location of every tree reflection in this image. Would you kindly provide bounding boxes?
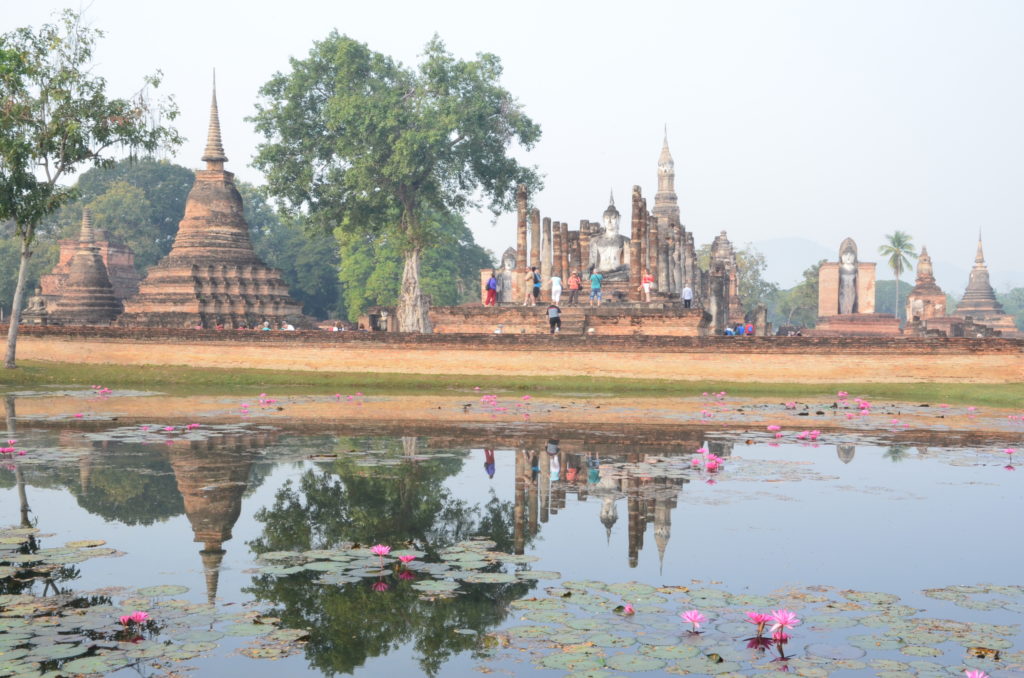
[246,447,533,676]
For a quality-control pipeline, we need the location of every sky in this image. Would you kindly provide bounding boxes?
[6,0,1024,290]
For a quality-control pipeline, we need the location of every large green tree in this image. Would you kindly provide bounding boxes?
[251,33,540,332]
[696,243,779,315]
[337,211,492,322]
[0,11,180,367]
[878,231,916,322]
[768,260,824,329]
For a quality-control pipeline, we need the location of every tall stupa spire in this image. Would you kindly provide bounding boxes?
[79,208,95,244]
[653,128,680,223]
[201,70,228,169]
[975,232,985,264]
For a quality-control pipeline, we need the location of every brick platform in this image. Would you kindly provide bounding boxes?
[429,304,711,336]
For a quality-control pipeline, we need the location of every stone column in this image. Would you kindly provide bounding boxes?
[551,221,563,280]
[560,222,570,281]
[579,220,591,274]
[529,208,541,272]
[541,217,552,298]
[630,186,643,301]
[649,215,659,292]
[516,184,528,271]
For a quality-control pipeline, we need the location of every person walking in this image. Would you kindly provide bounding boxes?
[588,267,603,307]
[567,270,582,306]
[484,272,498,306]
[550,273,563,304]
[523,267,540,306]
[682,284,693,309]
[547,302,562,334]
[640,269,654,302]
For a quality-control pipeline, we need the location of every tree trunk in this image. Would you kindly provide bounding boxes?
[4,239,33,369]
[895,273,900,323]
[396,246,432,333]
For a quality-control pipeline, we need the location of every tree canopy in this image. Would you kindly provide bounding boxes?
[0,10,180,367]
[251,33,541,331]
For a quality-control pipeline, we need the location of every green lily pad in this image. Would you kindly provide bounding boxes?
[508,625,555,639]
[540,652,605,670]
[411,580,460,593]
[848,634,904,651]
[639,644,700,659]
[605,654,665,671]
[900,645,943,657]
[261,565,306,576]
[515,570,561,580]
[136,584,189,597]
[61,656,124,674]
[66,539,106,548]
[608,582,658,597]
[25,643,87,660]
[523,610,573,624]
[587,633,636,648]
[258,550,304,561]
[805,615,858,629]
[267,628,309,642]
[460,572,517,584]
[224,623,274,637]
[302,560,347,572]
[804,643,865,660]
[510,598,565,610]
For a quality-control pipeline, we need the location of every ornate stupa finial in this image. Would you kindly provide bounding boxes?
[608,189,615,208]
[201,70,228,169]
[975,231,985,264]
[659,126,673,167]
[79,208,95,244]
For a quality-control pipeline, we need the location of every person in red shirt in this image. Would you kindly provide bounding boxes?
[639,270,654,302]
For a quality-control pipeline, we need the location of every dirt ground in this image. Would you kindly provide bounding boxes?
[16,336,1024,383]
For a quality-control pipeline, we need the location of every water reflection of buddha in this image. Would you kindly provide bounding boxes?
[837,444,856,464]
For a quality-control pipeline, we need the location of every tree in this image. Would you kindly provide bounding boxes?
[770,260,825,329]
[878,231,916,323]
[251,33,541,332]
[0,11,180,367]
[696,243,778,315]
[337,211,493,322]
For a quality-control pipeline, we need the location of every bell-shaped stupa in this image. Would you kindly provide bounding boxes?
[120,77,303,329]
[905,246,946,321]
[49,209,124,325]
[952,235,1020,336]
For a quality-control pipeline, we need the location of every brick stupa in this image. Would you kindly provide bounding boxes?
[48,209,124,325]
[119,82,302,329]
[40,223,140,303]
[951,235,1020,336]
[905,246,946,321]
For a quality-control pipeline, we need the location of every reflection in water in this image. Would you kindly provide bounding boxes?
[837,443,856,464]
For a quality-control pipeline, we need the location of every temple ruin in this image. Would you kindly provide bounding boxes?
[119,82,303,329]
[45,210,124,326]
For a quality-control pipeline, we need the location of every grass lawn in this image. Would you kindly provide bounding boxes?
[1,360,1021,407]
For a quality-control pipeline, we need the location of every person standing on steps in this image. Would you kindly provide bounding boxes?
[523,266,540,306]
[682,284,693,309]
[567,270,582,306]
[588,266,603,307]
[640,269,654,302]
[550,272,563,305]
[484,272,498,306]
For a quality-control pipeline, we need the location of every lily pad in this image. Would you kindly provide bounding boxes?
[605,654,665,671]
[411,580,460,593]
[136,584,189,597]
[540,652,605,670]
[224,622,274,637]
[65,539,106,548]
[460,572,517,584]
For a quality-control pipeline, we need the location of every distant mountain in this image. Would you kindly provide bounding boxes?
[750,237,833,288]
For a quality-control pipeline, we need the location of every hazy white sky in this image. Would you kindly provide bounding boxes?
[6,0,1024,290]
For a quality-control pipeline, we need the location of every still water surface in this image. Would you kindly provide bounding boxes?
[0,414,1021,676]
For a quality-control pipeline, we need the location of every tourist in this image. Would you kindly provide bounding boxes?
[546,440,560,482]
[682,284,693,309]
[531,267,541,304]
[484,272,498,306]
[640,269,654,302]
[724,326,735,336]
[283,322,296,331]
[734,323,745,336]
[547,302,562,334]
[589,266,603,307]
[550,273,563,304]
[745,322,754,336]
[483,449,495,479]
[261,321,271,331]
[523,267,540,306]
[567,270,582,305]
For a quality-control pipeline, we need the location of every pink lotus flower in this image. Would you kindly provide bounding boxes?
[398,570,416,580]
[680,609,706,632]
[398,555,416,565]
[1004,448,1016,455]
[774,432,783,439]
[745,611,772,636]
[690,456,702,467]
[473,386,481,391]
[705,459,721,471]
[1006,465,1016,471]
[163,426,174,432]
[769,609,800,633]
[772,630,790,643]
[622,603,635,615]
[74,413,83,418]
[521,395,531,400]
[964,671,989,678]
[371,544,391,557]
[837,391,848,398]
[371,581,390,592]
[16,450,25,456]
[785,402,796,409]
[355,392,363,397]
[140,425,149,431]
[129,611,149,624]
[7,440,15,446]
[767,425,781,432]
[808,430,820,441]
[796,431,809,440]
[119,615,132,626]
[846,413,855,420]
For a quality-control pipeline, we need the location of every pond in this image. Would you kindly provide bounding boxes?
[0,393,1022,677]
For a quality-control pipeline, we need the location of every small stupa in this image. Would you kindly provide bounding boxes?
[49,209,123,325]
[951,235,1020,336]
[119,77,303,328]
[905,246,946,321]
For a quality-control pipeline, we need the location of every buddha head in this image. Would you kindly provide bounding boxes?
[601,190,620,237]
[501,247,517,271]
[839,238,858,267]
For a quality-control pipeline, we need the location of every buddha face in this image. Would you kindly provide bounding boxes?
[501,251,516,270]
[840,251,856,265]
[602,210,620,237]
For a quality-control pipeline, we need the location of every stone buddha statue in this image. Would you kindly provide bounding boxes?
[497,247,516,303]
[838,238,858,314]
[588,191,630,280]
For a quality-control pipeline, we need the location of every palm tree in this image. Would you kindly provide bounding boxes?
[879,231,917,322]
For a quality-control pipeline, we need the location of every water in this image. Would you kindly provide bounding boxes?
[1,406,1022,677]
